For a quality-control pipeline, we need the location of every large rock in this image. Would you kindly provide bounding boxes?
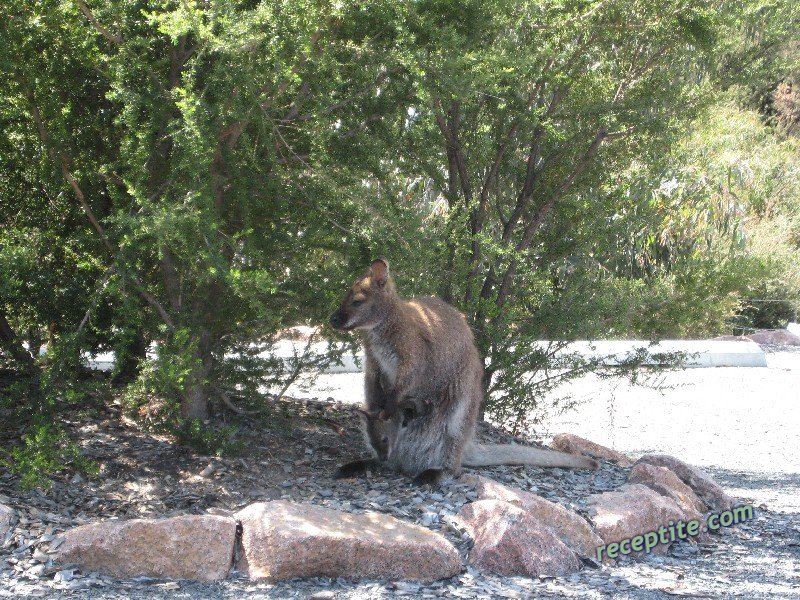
[457,500,581,577]
[464,475,603,558]
[550,433,633,466]
[54,515,236,581]
[746,329,800,346]
[634,454,732,512]
[628,463,706,519]
[0,504,16,541]
[235,501,461,582]
[587,484,688,557]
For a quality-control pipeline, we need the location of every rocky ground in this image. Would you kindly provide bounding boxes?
[1,349,799,598]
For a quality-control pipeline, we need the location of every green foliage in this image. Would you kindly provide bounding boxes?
[121,328,200,427]
[175,419,241,457]
[1,421,97,490]
[0,0,798,455]
[655,103,800,331]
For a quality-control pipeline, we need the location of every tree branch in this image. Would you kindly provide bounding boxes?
[442,101,473,203]
[0,309,38,374]
[18,76,175,329]
[212,383,260,416]
[75,0,121,45]
[494,125,610,310]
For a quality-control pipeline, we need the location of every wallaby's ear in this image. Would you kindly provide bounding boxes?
[369,257,389,288]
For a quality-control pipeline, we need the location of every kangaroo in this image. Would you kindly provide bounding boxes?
[329,258,597,484]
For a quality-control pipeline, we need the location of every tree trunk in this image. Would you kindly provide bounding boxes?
[112,327,147,385]
[180,329,213,421]
[478,363,494,422]
[0,309,41,399]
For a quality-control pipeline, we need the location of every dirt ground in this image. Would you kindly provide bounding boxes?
[1,347,799,598]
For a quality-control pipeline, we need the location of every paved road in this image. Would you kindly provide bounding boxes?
[537,349,800,513]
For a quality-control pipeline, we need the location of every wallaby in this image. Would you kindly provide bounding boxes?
[329,258,597,484]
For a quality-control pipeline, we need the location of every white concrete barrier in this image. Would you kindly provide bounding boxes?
[788,323,800,336]
[266,339,767,372]
[550,340,766,368]
[270,340,362,373]
[80,339,767,373]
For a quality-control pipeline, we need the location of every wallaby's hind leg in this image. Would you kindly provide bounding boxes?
[334,458,381,479]
[413,468,443,486]
[436,384,477,478]
[412,431,465,487]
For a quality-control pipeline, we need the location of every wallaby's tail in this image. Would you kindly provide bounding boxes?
[463,442,598,470]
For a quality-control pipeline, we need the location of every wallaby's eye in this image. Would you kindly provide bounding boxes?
[352,299,365,307]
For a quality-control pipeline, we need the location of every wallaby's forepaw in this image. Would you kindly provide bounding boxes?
[334,459,379,479]
[412,468,443,487]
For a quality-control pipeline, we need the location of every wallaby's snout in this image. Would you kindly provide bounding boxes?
[329,309,346,330]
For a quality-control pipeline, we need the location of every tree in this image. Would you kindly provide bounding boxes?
[1,0,797,450]
[342,0,737,426]
[0,0,412,423]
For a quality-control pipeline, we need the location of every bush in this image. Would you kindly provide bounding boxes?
[1,421,96,490]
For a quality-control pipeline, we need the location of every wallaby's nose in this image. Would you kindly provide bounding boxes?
[329,311,345,329]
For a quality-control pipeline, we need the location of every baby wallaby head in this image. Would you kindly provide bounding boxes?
[329,257,396,331]
[357,408,394,461]
[357,398,424,461]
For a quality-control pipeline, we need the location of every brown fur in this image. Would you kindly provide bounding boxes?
[330,258,597,483]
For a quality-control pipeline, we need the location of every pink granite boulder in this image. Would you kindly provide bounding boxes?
[464,475,603,558]
[628,463,707,520]
[235,501,461,582]
[550,433,633,466]
[457,500,581,577]
[54,515,236,581]
[587,484,689,557]
[634,454,732,512]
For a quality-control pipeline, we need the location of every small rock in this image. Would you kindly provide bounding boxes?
[308,591,336,600]
[27,564,46,578]
[550,434,633,466]
[161,581,181,590]
[421,512,438,527]
[31,549,49,563]
[634,455,733,512]
[54,569,74,583]
[0,504,16,541]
